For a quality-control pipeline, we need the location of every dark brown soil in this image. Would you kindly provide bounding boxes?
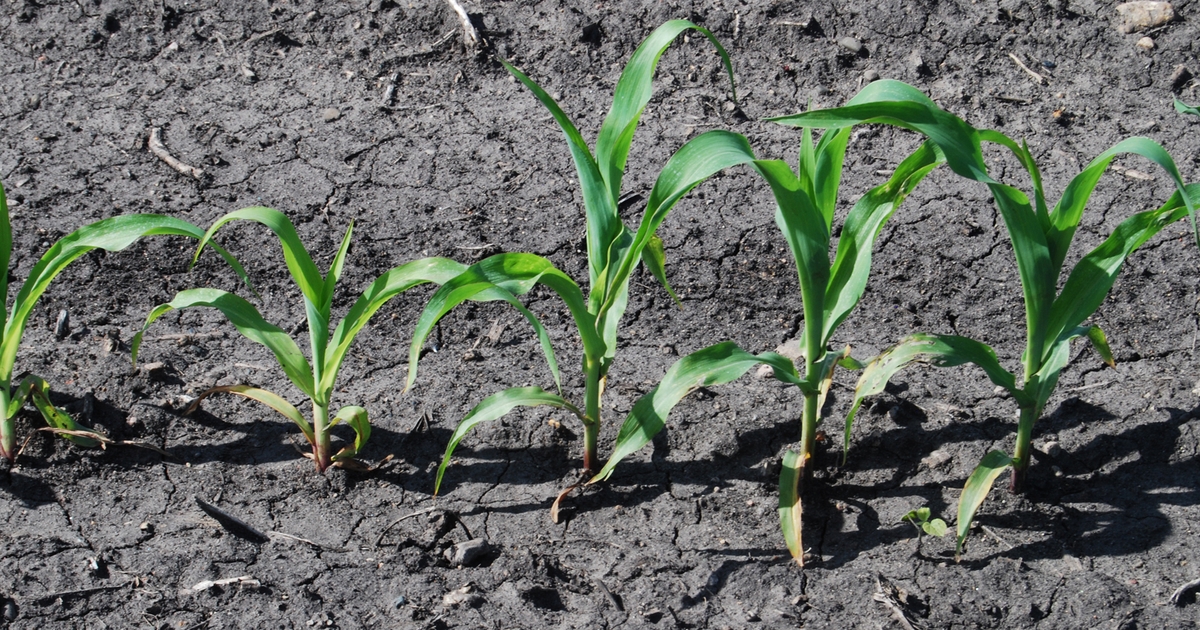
[1,0,1199,628]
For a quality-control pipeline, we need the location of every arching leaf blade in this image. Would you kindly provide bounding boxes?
[330,405,370,461]
[187,384,313,444]
[436,387,581,494]
[956,450,1014,560]
[132,288,316,398]
[193,207,325,306]
[779,449,804,565]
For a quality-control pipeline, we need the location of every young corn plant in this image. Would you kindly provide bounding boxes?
[589,80,951,564]
[779,86,1197,558]
[0,181,246,461]
[132,208,543,473]
[403,21,757,514]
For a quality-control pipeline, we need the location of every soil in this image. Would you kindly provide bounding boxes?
[1,0,1199,628]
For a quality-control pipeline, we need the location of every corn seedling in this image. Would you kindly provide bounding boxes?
[403,21,761,514]
[132,208,539,472]
[0,181,246,461]
[1175,98,1199,117]
[588,81,952,563]
[780,86,1197,558]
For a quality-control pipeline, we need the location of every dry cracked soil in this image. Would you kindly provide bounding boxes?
[1,0,1200,628]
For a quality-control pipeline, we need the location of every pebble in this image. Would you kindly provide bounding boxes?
[921,449,952,469]
[1170,65,1193,90]
[54,309,69,338]
[837,36,862,54]
[907,50,929,76]
[1115,1,1174,34]
[1036,440,1063,458]
[444,538,490,567]
[1136,36,1155,50]
[863,69,880,83]
[391,595,407,608]
[321,107,341,122]
[442,584,483,608]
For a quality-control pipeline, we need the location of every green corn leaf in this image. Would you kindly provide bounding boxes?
[822,140,944,344]
[595,19,736,204]
[591,341,801,482]
[769,80,989,182]
[189,384,313,444]
[5,377,33,420]
[779,449,804,565]
[435,386,582,494]
[1081,325,1115,367]
[811,128,852,223]
[640,235,681,307]
[133,288,316,398]
[0,185,12,339]
[193,207,325,306]
[843,334,1022,464]
[501,60,616,288]
[0,214,247,383]
[814,346,852,419]
[956,450,1014,560]
[330,405,370,461]
[319,257,469,395]
[406,253,598,393]
[598,130,758,320]
[24,376,99,447]
[321,222,355,312]
[1030,325,1114,412]
[1043,184,1200,358]
[1176,98,1200,117]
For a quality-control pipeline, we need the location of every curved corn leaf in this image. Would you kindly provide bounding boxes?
[1043,184,1200,360]
[1029,325,1114,411]
[779,449,804,565]
[0,215,247,383]
[640,235,681,307]
[843,334,1022,463]
[754,159,830,352]
[318,257,470,395]
[330,405,370,461]
[591,341,801,482]
[598,130,758,320]
[435,386,582,494]
[956,450,1014,560]
[822,140,944,344]
[322,223,354,310]
[500,60,615,288]
[132,288,316,398]
[193,207,324,306]
[769,80,989,182]
[406,253,598,392]
[25,376,99,447]
[809,128,852,223]
[1177,98,1200,117]
[814,346,852,418]
[0,185,11,340]
[186,384,313,444]
[596,19,735,203]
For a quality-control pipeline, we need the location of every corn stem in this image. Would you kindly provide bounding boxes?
[312,400,331,473]
[1009,404,1039,493]
[582,358,602,473]
[0,386,12,461]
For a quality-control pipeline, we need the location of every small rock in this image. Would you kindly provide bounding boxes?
[442,584,483,608]
[837,36,862,54]
[391,595,407,608]
[1036,440,1063,458]
[1170,65,1193,91]
[907,50,930,76]
[54,309,69,338]
[241,65,257,80]
[141,362,167,378]
[2,599,15,622]
[444,538,490,567]
[863,69,880,83]
[139,521,153,533]
[921,449,952,469]
[1136,36,1155,50]
[1115,2,1174,34]
[723,101,736,112]
[321,107,341,122]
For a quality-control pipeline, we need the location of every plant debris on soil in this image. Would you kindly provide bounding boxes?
[0,1,1198,628]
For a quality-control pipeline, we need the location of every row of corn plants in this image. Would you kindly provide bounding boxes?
[8,21,1196,565]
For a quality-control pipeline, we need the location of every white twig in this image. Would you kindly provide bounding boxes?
[1007,53,1047,86]
[148,128,204,180]
[444,0,479,46]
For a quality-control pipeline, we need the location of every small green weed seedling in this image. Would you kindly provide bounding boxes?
[0,181,246,461]
[132,208,521,472]
[1175,98,1199,117]
[403,21,759,515]
[901,506,948,538]
[779,85,1197,558]
[591,81,950,564]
